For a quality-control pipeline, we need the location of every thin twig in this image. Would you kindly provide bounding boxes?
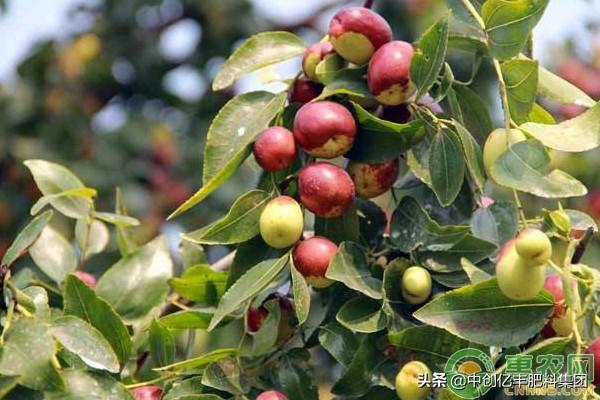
[363,0,374,8]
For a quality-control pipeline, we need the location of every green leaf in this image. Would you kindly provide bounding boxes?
[414,278,554,347]
[528,102,555,124]
[317,67,372,100]
[410,16,449,97]
[290,261,310,325]
[201,358,248,395]
[114,187,138,257]
[318,322,360,368]
[481,0,549,59]
[1,210,52,268]
[381,259,412,330]
[168,264,227,305]
[314,54,345,85]
[96,236,173,321]
[388,325,478,368]
[490,140,587,198]
[406,135,432,185]
[389,196,470,252]
[428,128,465,206]
[326,242,382,299]
[418,234,498,273]
[45,370,133,400]
[453,122,486,192]
[50,316,120,373]
[314,204,359,244]
[23,159,91,219]
[470,200,518,245]
[501,59,538,123]
[183,190,270,245]
[345,102,424,163]
[277,352,319,400]
[227,236,286,289]
[149,319,175,367]
[521,101,600,152]
[209,253,289,331]
[163,377,207,400]
[22,286,50,320]
[450,85,493,140]
[75,218,109,258]
[447,35,487,54]
[169,91,286,219]
[154,348,237,372]
[30,187,96,216]
[64,275,131,364]
[212,32,305,91]
[537,62,596,107]
[92,211,140,227]
[336,296,386,333]
[248,300,280,356]
[29,226,77,284]
[179,240,208,269]
[0,318,63,391]
[159,310,213,329]
[460,258,492,284]
[356,199,387,247]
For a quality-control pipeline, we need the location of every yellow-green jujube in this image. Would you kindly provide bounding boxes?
[483,128,527,178]
[395,361,431,400]
[259,196,304,248]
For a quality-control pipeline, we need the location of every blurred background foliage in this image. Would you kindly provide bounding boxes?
[1,0,600,272]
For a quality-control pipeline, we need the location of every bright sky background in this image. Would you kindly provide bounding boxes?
[1,0,600,85]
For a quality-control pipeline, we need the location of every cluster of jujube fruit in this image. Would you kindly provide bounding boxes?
[250,6,437,400]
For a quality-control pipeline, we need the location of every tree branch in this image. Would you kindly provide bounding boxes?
[363,0,374,9]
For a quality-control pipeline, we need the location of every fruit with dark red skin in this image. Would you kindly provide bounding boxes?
[381,104,411,124]
[328,7,392,65]
[247,306,268,332]
[259,196,304,248]
[298,162,355,218]
[74,271,97,288]
[496,239,546,300]
[514,228,552,266]
[541,274,575,338]
[587,338,600,386]
[395,361,431,400]
[367,41,415,105]
[247,295,295,339]
[253,127,297,172]
[293,236,338,288]
[293,101,356,158]
[257,391,288,400]
[586,189,600,219]
[131,385,162,400]
[302,42,336,81]
[289,77,323,104]
[347,158,400,198]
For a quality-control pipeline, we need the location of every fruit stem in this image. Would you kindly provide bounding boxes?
[125,374,174,389]
[363,0,375,9]
[562,239,584,354]
[0,301,14,345]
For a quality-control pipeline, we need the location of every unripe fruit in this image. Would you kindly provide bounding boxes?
[257,391,288,400]
[515,228,552,266]
[395,361,431,400]
[367,41,416,106]
[292,236,338,288]
[298,162,355,218]
[74,271,97,288]
[482,128,527,177]
[131,386,162,400]
[329,7,392,65]
[253,127,297,172]
[293,101,356,158]
[289,77,323,104]
[259,196,304,248]
[587,338,600,386]
[401,266,432,305]
[302,42,336,82]
[347,158,400,198]
[541,274,575,338]
[496,240,546,300]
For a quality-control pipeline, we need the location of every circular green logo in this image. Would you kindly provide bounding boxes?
[444,348,495,399]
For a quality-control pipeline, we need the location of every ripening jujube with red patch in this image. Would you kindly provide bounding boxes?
[131,386,162,400]
[256,391,288,400]
[347,158,400,198]
[253,127,296,172]
[288,77,323,104]
[293,101,356,159]
[541,274,575,338]
[367,40,416,105]
[293,236,338,288]
[298,161,355,218]
[328,7,392,65]
[302,42,336,82]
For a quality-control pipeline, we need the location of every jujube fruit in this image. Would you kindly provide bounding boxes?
[293,236,338,288]
[514,228,552,266]
[401,266,432,305]
[496,239,546,300]
[259,196,304,248]
[256,391,288,400]
[329,7,392,65]
[347,158,400,198]
[483,128,526,178]
[395,361,431,400]
[289,77,323,104]
[293,101,356,158]
[131,386,162,400]
[298,162,355,218]
[541,274,574,338]
[302,42,337,82]
[253,127,296,172]
[367,41,415,105]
